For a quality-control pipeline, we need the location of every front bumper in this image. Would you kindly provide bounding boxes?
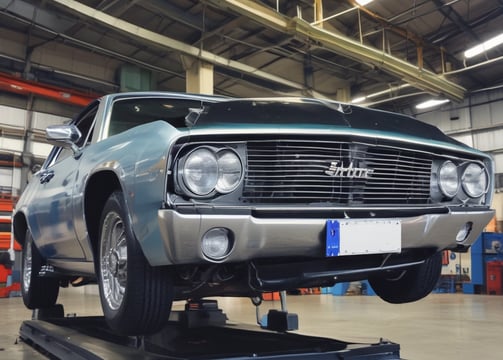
[157,208,494,265]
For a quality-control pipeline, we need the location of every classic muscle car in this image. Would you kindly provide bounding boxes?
[13,92,494,334]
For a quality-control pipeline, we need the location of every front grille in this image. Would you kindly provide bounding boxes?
[243,140,433,205]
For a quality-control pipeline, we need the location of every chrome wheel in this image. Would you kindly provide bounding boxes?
[22,237,33,293]
[97,191,174,335]
[100,211,128,311]
[21,229,59,309]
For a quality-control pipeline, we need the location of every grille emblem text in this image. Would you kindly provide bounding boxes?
[325,161,374,178]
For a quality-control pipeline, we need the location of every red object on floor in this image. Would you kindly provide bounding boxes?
[0,282,20,298]
[0,264,20,298]
[486,260,503,295]
[0,195,21,251]
[262,292,280,301]
[298,287,321,295]
[0,264,10,282]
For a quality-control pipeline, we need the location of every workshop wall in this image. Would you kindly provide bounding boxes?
[415,89,503,232]
[415,88,503,175]
[0,104,65,158]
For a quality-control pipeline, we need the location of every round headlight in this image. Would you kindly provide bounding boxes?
[216,150,243,193]
[462,163,487,198]
[438,161,459,198]
[182,148,218,195]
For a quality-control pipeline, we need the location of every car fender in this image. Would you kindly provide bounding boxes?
[78,121,181,265]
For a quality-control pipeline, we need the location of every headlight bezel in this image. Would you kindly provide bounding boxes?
[215,149,244,194]
[177,145,244,198]
[181,147,219,196]
[438,160,460,199]
[432,159,490,203]
[461,162,489,198]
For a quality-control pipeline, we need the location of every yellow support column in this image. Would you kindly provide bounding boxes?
[181,55,214,95]
[336,86,351,103]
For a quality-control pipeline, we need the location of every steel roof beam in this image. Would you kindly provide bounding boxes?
[206,0,466,101]
[49,0,327,97]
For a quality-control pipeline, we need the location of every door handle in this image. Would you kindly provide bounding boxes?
[39,170,55,184]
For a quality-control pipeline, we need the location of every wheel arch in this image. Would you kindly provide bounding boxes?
[84,170,122,260]
[12,211,28,247]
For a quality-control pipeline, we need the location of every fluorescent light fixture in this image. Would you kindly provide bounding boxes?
[355,0,374,5]
[464,33,503,58]
[351,96,367,103]
[415,99,450,110]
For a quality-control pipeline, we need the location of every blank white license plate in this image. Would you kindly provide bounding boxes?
[326,219,401,257]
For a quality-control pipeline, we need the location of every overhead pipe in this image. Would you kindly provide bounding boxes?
[48,0,317,96]
[206,0,466,102]
[46,0,466,102]
[444,55,503,75]
[0,72,97,106]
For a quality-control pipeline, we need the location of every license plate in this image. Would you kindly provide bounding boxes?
[326,219,401,257]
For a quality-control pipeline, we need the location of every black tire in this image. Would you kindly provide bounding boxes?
[21,229,59,309]
[97,191,174,335]
[369,252,442,304]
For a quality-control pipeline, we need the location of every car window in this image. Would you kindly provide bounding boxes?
[75,106,98,147]
[46,102,98,167]
[108,98,203,136]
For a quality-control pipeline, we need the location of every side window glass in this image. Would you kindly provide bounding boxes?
[75,106,98,147]
[52,147,73,164]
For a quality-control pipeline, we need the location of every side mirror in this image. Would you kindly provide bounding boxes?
[31,164,41,174]
[46,125,82,155]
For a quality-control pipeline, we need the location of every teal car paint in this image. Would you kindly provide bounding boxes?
[13,92,495,335]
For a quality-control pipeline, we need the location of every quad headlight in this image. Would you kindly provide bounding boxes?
[438,161,459,198]
[435,160,488,201]
[182,148,219,196]
[462,163,488,198]
[180,147,243,197]
[216,150,243,193]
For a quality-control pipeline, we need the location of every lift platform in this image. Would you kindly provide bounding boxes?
[19,300,401,359]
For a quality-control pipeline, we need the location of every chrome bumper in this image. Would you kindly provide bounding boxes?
[157,209,494,265]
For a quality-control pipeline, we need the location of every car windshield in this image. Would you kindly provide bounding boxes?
[108,97,204,136]
[194,99,349,127]
[194,99,454,143]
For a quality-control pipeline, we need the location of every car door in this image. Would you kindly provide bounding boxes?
[27,103,98,260]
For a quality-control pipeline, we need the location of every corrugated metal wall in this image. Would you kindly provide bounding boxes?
[415,88,503,229]
[416,88,503,178]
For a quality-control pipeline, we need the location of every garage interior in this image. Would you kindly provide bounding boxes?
[1,0,503,359]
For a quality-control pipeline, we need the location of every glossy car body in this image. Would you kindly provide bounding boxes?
[13,92,495,334]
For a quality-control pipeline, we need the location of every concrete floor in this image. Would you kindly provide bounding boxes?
[0,287,501,359]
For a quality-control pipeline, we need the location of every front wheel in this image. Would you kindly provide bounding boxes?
[369,251,442,304]
[97,191,174,335]
[21,229,59,309]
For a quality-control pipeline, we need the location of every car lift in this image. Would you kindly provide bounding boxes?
[19,291,400,359]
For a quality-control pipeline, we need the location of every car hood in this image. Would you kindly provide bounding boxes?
[192,98,462,147]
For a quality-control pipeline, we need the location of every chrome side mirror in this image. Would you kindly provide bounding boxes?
[46,125,82,155]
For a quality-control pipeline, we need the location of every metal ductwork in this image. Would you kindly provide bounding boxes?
[49,0,312,95]
[206,0,466,102]
[48,0,465,102]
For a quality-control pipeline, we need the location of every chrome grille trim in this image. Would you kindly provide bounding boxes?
[243,139,433,205]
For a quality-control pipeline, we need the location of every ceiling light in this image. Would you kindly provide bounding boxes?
[351,96,367,103]
[464,33,503,58]
[415,99,450,110]
[355,0,374,6]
